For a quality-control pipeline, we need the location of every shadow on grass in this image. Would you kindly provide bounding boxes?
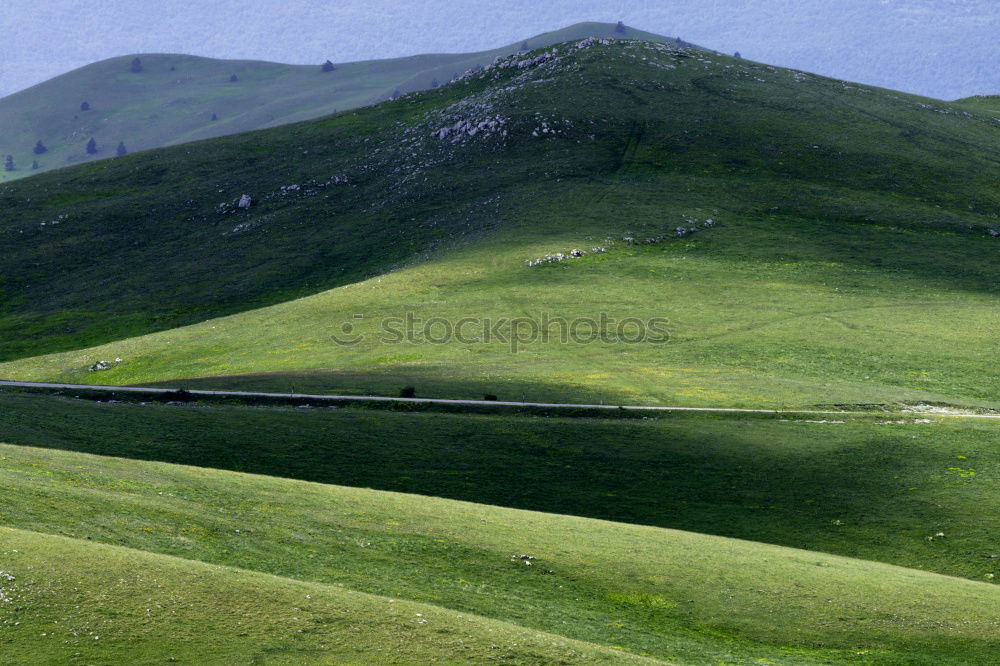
[1,389,995,581]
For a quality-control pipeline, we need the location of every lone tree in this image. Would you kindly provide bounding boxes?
[32,160,39,170]
[131,57,143,73]
[86,137,98,154]
[116,141,128,156]
[33,140,48,155]
[4,155,14,171]
[520,40,529,51]
[211,112,218,121]
[229,73,239,82]
[390,88,401,100]
[321,60,336,72]
[615,21,626,33]
[80,101,90,111]
[430,78,439,89]
[734,51,742,58]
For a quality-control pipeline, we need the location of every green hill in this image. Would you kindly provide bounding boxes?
[0,23,686,183]
[1,38,998,408]
[1,389,997,583]
[0,526,653,665]
[1,442,998,664]
[955,94,1000,117]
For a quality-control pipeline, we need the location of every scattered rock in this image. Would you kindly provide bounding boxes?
[237,194,252,209]
[88,358,123,372]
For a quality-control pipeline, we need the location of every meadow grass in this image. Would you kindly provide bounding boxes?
[2,32,999,666]
[4,213,1000,409]
[0,390,996,583]
[955,94,1000,117]
[2,41,998,408]
[1,443,998,664]
[0,526,656,665]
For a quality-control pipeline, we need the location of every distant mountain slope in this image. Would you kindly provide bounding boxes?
[1,38,998,407]
[0,22,688,183]
[955,94,1000,118]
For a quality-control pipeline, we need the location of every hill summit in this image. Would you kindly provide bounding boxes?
[0,22,691,183]
[1,37,999,407]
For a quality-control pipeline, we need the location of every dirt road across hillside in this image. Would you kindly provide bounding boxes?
[3,380,999,419]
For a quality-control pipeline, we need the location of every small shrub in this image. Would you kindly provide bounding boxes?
[399,386,416,398]
[154,389,195,403]
[483,394,498,401]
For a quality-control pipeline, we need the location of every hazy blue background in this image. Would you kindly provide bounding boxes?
[0,0,995,100]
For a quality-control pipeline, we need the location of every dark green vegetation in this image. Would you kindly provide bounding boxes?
[2,443,998,665]
[1,390,996,584]
[0,23,684,182]
[955,94,1000,118]
[2,38,999,409]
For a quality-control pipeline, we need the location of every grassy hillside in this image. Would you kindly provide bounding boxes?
[0,390,997,583]
[955,94,1000,117]
[0,526,652,665]
[0,23,684,183]
[1,442,998,664]
[1,38,999,408]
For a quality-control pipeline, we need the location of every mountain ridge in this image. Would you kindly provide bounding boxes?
[1,37,998,408]
[0,22,693,182]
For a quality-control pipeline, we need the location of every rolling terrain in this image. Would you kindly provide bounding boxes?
[0,23,686,183]
[0,389,997,583]
[1,442,998,664]
[2,35,999,664]
[1,38,998,408]
[0,525,654,665]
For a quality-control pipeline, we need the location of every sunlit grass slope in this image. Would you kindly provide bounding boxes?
[2,38,999,407]
[0,526,655,665]
[1,390,997,582]
[1,443,998,664]
[0,23,683,182]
